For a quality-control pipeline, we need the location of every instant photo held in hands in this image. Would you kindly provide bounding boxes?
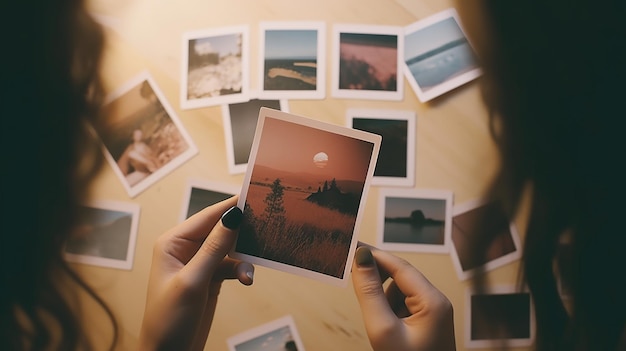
[230,107,381,286]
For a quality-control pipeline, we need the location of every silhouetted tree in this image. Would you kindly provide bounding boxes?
[260,178,286,240]
[330,178,338,191]
[323,180,328,192]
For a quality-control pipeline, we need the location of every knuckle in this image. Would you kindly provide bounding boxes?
[358,278,383,298]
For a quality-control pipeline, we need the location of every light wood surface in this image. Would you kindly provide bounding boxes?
[78,1,531,350]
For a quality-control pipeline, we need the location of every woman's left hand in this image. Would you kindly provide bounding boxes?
[138,196,254,351]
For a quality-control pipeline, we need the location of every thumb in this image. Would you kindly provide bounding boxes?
[351,247,398,332]
[181,206,243,285]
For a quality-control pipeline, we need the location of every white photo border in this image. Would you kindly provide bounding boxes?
[179,178,241,223]
[258,21,326,100]
[377,188,453,254]
[450,199,522,281]
[64,199,140,271]
[101,71,199,198]
[464,285,535,349]
[226,315,306,351]
[181,25,250,109]
[346,108,416,187]
[221,91,290,175]
[331,24,404,101]
[230,107,381,287]
[403,8,481,103]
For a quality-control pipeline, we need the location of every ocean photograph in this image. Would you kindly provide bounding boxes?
[405,16,478,93]
[383,197,446,245]
[263,29,318,91]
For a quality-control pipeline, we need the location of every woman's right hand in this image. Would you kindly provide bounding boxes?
[351,245,456,351]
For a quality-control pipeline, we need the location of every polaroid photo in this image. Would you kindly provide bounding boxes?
[450,199,522,281]
[181,26,250,109]
[96,71,198,198]
[227,315,306,351]
[347,108,416,187]
[222,93,289,174]
[230,107,381,286]
[179,178,240,222]
[64,200,140,270]
[258,21,326,100]
[465,285,535,348]
[377,188,453,254]
[403,8,481,102]
[331,24,404,101]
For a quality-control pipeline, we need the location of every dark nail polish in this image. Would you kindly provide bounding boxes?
[221,206,243,230]
[355,247,374,267]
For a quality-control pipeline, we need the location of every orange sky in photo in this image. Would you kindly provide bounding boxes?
[254,116,375,182]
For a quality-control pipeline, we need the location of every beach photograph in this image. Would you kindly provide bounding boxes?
[466,287,534,348]
[348,109,416,186]
[233,108,380,284]
[451,200,521,280]
[227,316,305,351]
[404,8,481,102]
[332,25,403,100]
[222,96,287,174]
[377,189,452,253]
[182,26,249,108]
[259,22,325,100]
[97,72,197,197]
[64,201,139,270]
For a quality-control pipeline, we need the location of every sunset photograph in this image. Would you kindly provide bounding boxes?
[233,108,380,284]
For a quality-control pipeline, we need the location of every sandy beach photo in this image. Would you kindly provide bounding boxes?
[259,22,326,100]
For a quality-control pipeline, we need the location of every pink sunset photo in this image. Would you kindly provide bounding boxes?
[233,108,380,283]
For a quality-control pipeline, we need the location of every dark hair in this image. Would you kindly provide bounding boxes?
[472,1,626,350]
[1,0,117,349]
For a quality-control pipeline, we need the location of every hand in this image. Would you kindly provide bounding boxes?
[139,196,254,351]
[351,245,456,351]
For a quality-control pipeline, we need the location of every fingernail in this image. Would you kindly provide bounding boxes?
[355,247,374,267]
[246,270,254,281]
[221,206,243,230]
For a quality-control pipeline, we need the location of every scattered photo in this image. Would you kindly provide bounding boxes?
[64,200,140,270]
[231,107,381,286]
[377,188,453,254]
[181,26,250,109]
[259,21,326,100]
[403,8,481,102]
[451,199,522,280]
[227,315,306,351]
[332,24,403,101]
[347,108,416,187]
[179,178,240,222]
[222,93,289,174]
[96,71,198,198]
[465,285,535,348]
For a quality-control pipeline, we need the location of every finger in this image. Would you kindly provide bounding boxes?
[180,206,243,285]
[385,281,411,318]
[351,246,399,332]
[370,248,435,297]
[212,258,254,286]
[166,196,239,243]
[357,242,390,282]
